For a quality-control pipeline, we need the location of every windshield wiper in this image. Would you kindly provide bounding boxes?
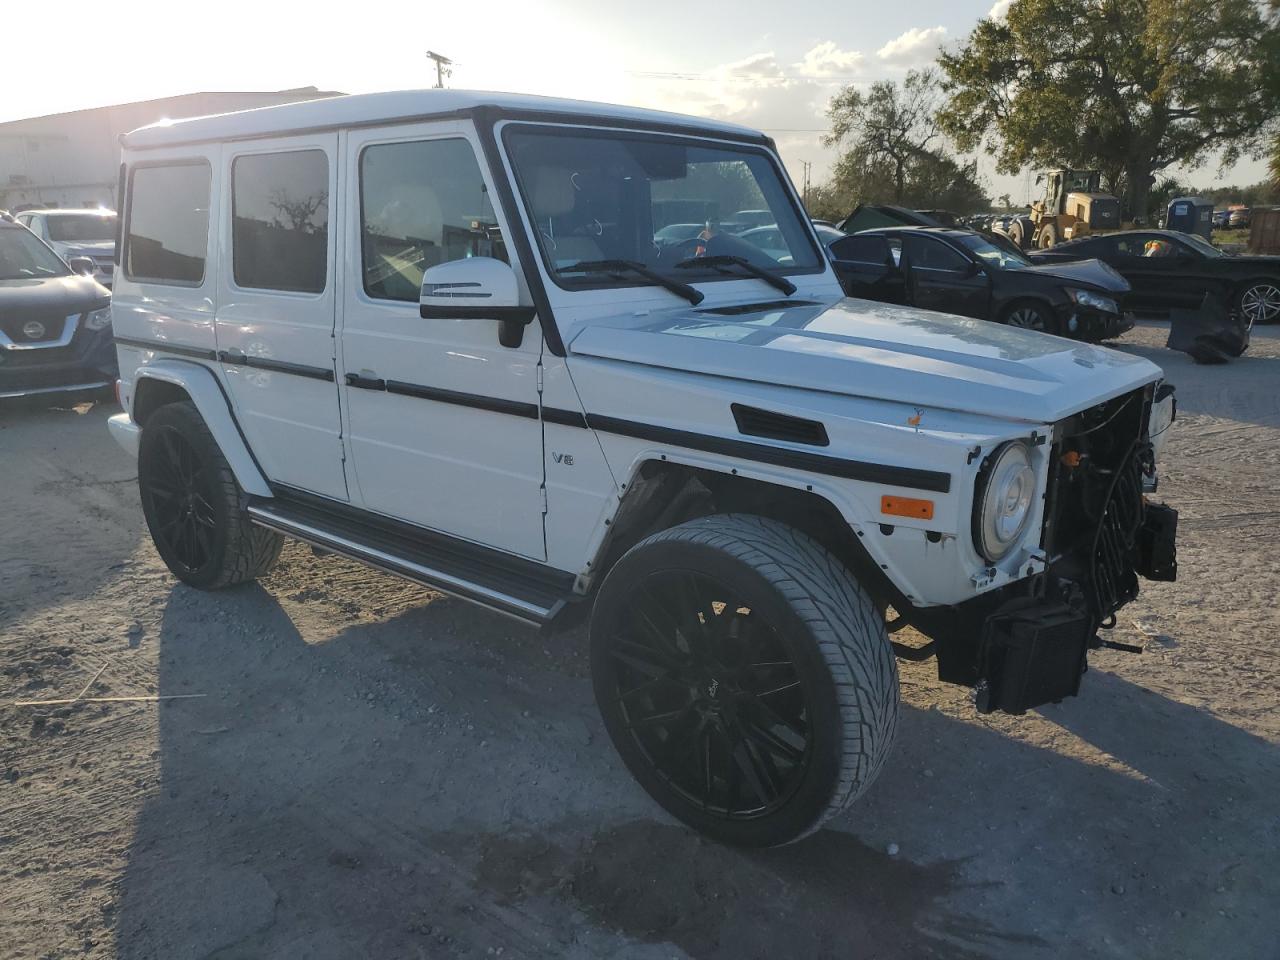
[560,259,704,305]
[674,255,797,296]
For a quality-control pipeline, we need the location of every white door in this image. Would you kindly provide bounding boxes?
[339,122,545,560]
[215,135,348,500]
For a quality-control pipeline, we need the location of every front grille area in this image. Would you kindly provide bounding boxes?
[1042,386,1152,624]
[1088,443,1145,620]
[0,312,70,344]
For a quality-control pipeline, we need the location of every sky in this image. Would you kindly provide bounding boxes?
[3,0,1269,205]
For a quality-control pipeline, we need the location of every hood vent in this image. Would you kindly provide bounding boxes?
[731,403,829,447]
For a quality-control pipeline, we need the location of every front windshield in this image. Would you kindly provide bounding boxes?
[955,232,1031,270]
[0,229,70,280]
[1178,233,1224,259]
[505,127,822,287]
[46,213,116,243]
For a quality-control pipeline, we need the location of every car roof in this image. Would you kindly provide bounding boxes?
[122,89,768,150]
[855,226,977,240]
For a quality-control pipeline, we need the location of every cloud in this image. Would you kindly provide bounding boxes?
[720,51,785,80]
[875,25,948,65]
[796,42,864,77]
[988,0,1015,19]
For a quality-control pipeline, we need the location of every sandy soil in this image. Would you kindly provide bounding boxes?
[2,321,1278,960]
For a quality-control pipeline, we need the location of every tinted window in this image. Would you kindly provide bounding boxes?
[906,236,970,271]
[127,163,210,284]
[360,138,507,303]
[0,227,69,280]
[233,150,328,293]
[830,234,891,265]
[47,213,116,243]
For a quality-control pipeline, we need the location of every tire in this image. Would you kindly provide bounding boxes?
[589,514,899,847]
[1007,222,1024,250]
[138,401,283,589]
[1234,279,1280,327]
[1036,223,1059,249]
[1002,299,1061,336]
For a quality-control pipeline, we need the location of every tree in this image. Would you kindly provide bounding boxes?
[938,0,1280,220]
[820,70,990,213]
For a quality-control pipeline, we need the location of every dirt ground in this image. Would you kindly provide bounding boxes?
[2,320,1278,960]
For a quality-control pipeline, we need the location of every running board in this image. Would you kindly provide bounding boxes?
[246,493,575,626]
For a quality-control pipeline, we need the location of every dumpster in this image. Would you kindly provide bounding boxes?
[1165,196,1214,240]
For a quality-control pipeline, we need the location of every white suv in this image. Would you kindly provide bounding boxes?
[14,208,117,287]
[107,91,1178,846]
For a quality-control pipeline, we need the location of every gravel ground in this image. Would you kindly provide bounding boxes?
[1,321,1277,960]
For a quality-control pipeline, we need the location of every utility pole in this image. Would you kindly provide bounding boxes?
[426,50,453,89]
[801,161,812,209]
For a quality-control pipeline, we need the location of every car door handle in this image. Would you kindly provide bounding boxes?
[344,372,386,390]
[217,348,247,365]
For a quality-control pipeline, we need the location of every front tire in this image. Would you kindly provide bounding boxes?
[138,401,283,589]
[1003,299,1061,335]
[1036,223,1059,249]
[589,514,899,847]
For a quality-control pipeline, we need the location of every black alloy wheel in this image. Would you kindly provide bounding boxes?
[605,569,812,820]
[141,423,219,575]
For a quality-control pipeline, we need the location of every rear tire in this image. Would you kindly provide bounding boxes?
[138,401,283,589]
[1234,279,1280,327]
[589,514,899,847]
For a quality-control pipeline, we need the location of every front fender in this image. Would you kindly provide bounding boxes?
[125,357,272,497]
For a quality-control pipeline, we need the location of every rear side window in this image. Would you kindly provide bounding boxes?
[232,150,329,294]
[830,234,891,265]
[359,138,507,303]
[126,163,211,284]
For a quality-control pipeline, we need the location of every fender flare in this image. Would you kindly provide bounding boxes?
[130,358,272,497]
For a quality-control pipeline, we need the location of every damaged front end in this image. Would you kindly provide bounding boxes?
[919,382,1178,715]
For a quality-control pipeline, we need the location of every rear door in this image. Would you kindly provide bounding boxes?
[903,234,990,319]
[827,233,907,303]
[215,135,348,500]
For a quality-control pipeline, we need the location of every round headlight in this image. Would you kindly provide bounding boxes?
[974,440,1037,562]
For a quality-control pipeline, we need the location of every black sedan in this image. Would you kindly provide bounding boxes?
[0,219,115,399]
[1031,229,1280,326]
[826,226,1132,341]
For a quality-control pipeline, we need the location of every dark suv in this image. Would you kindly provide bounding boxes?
[0,219,115,399]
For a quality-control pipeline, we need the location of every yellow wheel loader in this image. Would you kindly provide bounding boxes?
[1019,169,1122,249]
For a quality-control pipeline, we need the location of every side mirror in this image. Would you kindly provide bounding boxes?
[68,256,95,276]
[965,259,984,277]
[419,257,535,348]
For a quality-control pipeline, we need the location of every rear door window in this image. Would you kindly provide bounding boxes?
[126,163,211,284]
[830,234,891,265]
[232,150,329,294]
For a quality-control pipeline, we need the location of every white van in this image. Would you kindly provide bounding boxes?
[108,90,1177,846]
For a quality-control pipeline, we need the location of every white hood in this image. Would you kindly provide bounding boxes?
[567,297,1161,424]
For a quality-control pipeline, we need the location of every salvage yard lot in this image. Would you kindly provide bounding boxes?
[2,321,1278,960]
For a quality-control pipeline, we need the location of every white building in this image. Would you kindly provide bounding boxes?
[0,87,342,211]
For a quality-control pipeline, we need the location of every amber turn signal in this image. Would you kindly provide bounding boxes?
[881,495,934,520]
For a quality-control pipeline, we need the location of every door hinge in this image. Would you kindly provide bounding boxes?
[540,485,548,514]
[536,363,545,393]
[338,437,347,462]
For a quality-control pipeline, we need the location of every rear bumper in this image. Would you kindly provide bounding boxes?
[108,411,141,458]
[0,323,118,398]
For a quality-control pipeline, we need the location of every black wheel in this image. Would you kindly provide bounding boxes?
[1036,223,1059,249]
[1235,279,1280,327]
[138,401,283,589]
[590,514,898,847]
[1003,299,1061,335]
[1007,222,1024,249]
